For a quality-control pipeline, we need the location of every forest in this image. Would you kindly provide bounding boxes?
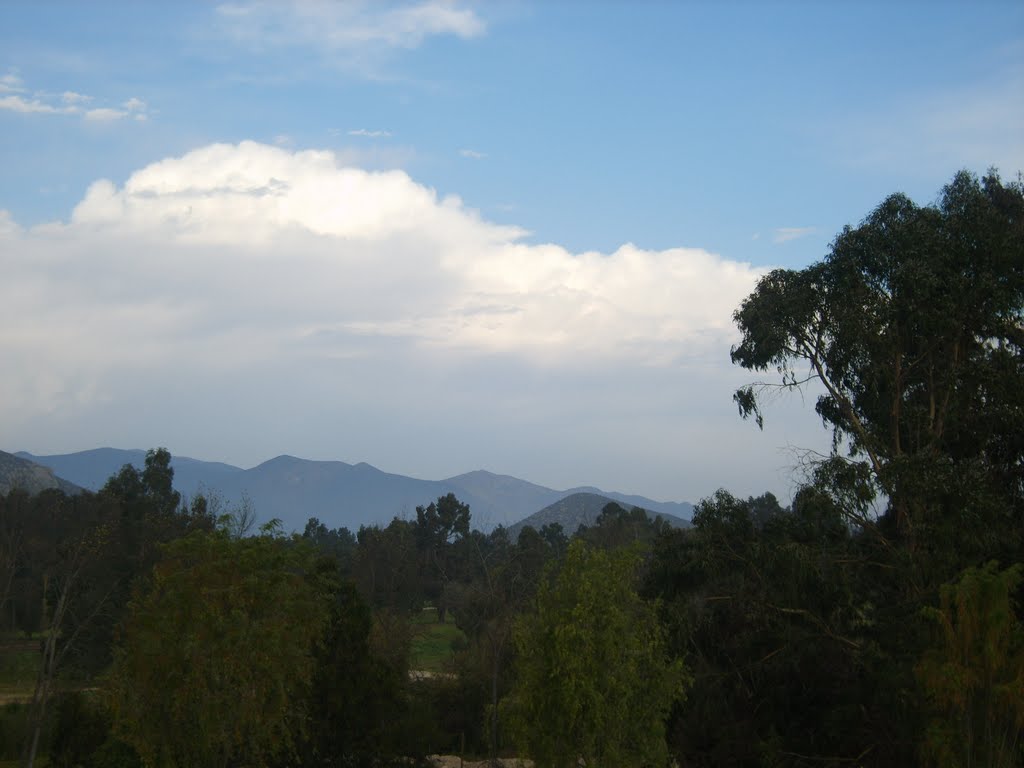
[1,169,1022,768]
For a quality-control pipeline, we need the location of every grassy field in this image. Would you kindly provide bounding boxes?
[0,636,36,762]
[409,607,465,674]
[0,637,38,702]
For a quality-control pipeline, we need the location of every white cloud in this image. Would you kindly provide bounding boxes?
[0,210,19,236]
[349,128,392,138]
[84,107,128,121]
[459,148,485,160]
[5,140,763,400]
[0,94,69,114]
[0,77,149,122]
[69,142,758,355]
[2,141,800,502]
[772,227,814,244]
[0,73,24,93]
[215,1,485,53]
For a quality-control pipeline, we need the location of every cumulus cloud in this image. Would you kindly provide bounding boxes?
[2,142,793,500]
[459,148,485,160]
[349,128,392,138]
[49,142,760,359]
[772,226,815,244]
[3,140,764,401]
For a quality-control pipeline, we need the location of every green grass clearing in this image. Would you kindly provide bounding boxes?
[0,637,39,699]
[409,608,465,673]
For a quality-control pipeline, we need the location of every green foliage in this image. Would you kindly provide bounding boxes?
[109,528,335,768]
[415,494,472,624]
[645,490,924,766]
[355,519,421,613]
[101,448,181,518]
[917,562,1024,767]
[504,540,687,768]
[575,503,671,551]
[695,170,1024,765]
[48,691,141,768]
[731,170,1024,562]
[0,704,33,762]
[302,580,406,765]
[410,612,464,673]
[302,516,357,575]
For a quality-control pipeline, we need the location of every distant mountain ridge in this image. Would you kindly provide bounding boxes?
[0,450,82,496]
[13,448,693,533]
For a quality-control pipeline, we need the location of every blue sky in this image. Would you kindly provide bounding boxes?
[2,1,1022,506]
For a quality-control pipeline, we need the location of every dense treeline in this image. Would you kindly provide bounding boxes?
[1,169,1022,767]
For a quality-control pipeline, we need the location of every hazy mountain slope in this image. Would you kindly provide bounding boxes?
[442,470,564,529]
[214,456,453,532]
[507,491,691,541]
[0,451,82,496]
[17,450,448,532]
[15,448,243,494]
[16,449,693,533]
[565,485,694,521]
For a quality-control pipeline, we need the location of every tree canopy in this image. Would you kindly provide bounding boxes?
[109,527,335,768]
[504,540,688,768]
[731,170,1024,562]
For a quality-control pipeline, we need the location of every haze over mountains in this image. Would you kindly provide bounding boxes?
[13,448,693,533]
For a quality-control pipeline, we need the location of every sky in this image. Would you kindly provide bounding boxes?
[2,1,1022,505]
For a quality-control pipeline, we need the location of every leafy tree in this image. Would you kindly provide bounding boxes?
[415,493,472,623]
[0,494,24,632]
[109,527,334,768]
[575,502,671,551]
[916,562,1024,767]
[354,518,421,613]
[538,522,568,560]
[302,579,405,765]
[643,490,911,766]
[731,170,1024,565]
[504,540,687,768]
[102,448,181,519]
[48,691,141,768]
[448,524,555,759]
[302,516,357,575]
[19,491,119,768]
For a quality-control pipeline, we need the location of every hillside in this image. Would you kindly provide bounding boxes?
[507,491,690,541]
[15,449,693,533]
[0,450,81,496]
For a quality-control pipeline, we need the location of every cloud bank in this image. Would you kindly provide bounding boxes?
[2,141,785,499]
[36,141,760,361]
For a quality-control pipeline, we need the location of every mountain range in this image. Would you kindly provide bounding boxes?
[12,448,694,534]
